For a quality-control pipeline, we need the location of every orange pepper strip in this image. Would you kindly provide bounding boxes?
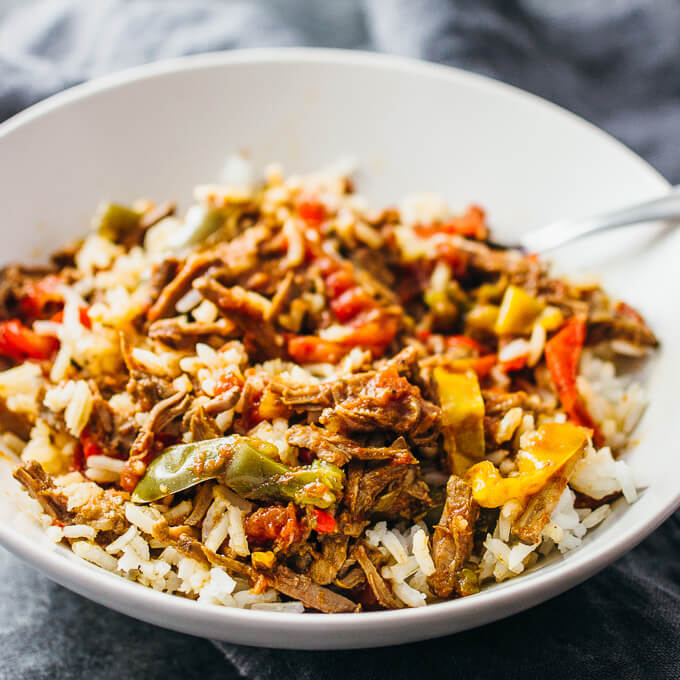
[465,422,590,507]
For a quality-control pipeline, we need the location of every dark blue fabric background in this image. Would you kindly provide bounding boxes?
[0,1,678,678]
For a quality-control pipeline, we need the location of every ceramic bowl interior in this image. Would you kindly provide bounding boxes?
[0,48,678,649]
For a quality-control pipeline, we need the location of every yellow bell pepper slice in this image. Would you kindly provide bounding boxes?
[494,285,545,336]
[466,304,499,334]
[433,367,485,474]
[537,305,564,331]
[464,422,589,507]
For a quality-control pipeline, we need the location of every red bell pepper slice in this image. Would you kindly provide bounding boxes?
[313,508,337,533]
[330,287,375,323]
[324,269,355,298]
[0,319,59,361]
[298,199,326,226]
[413,205,488,240]
[287,336,348,364]
[544,317,603,445]
[79,427,103,459]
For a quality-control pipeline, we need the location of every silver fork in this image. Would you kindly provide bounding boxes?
[517,185,680,253]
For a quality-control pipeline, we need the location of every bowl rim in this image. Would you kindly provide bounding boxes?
[0,46,676,643]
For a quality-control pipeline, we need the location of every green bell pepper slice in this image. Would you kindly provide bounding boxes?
[131,435,344,509]
[93,202,142,241]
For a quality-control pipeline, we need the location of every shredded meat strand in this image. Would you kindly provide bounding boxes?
[428,475,479,598]
[269,566,359,613]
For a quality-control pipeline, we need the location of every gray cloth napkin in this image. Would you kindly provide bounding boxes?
[0,1,678,678]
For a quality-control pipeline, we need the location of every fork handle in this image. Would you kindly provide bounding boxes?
[520,185,680,253]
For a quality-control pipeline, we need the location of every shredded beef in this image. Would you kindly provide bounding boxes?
[269,565,359,613]
[512,452,584,544]
[148,252,220,322]
[286,424,416,466]
[319,368,440,445]
[309,534,349,585]
[353,542,403,609]
[13,461,74,524]
[148,317,236,348]
[139,201,176,230]
[428,475,479,598]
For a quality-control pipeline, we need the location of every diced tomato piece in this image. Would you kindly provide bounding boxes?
[330,287,374,323]
[441,205,488,239]
[242,391,264,430]
[0,319,59,361]
[414,205,488,240]
[313,508,336,533]
[325,269,355,298]
[298,199,327,226]
[245,503,302,548]
[79,307,92,329]
[120,463,143,493]
[214,370,244,396]
[287,336,347,364]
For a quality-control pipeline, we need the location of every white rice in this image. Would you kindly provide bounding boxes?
[202,490,250,557]
[197,568,237,606]
[227,505,249,557]
[86,455,125,473]
[412,528,436,576]
[175,288,203,314]
[578,352,647,449]
[63,524,97,540]
[125,502,163,536]
[192,299,219,324]
[72,541,118,571]
[106,526,139,554]
[364,521,436,607]
[527,322,546,366]
[498,339,530,363]
[496,407,523,443]
[478,452,640,582]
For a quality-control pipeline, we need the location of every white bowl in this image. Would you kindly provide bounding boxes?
[0,48,678,650]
